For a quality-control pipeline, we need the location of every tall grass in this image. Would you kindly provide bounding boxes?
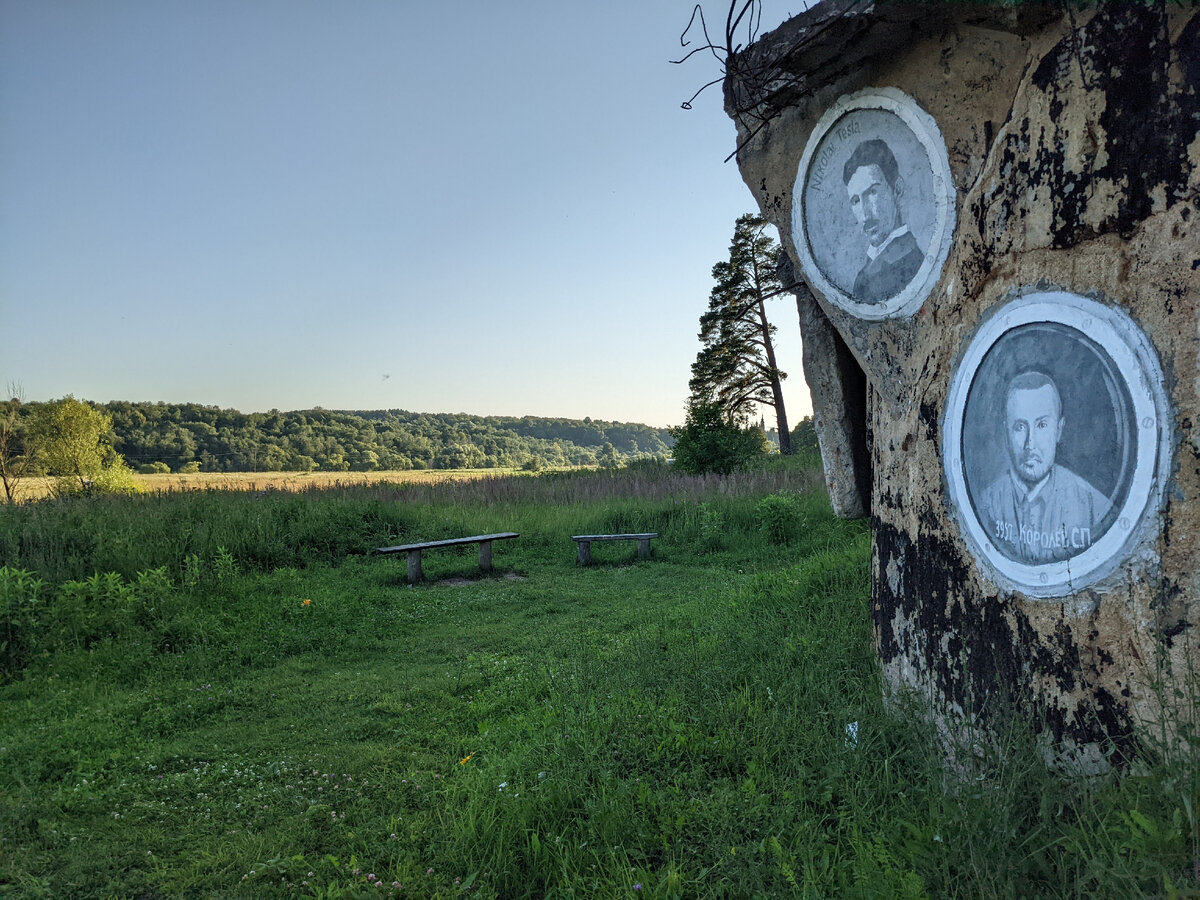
[0,460,823,586]
[1,459,1197,898]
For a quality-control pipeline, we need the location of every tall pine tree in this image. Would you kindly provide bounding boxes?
[688,213,791,454]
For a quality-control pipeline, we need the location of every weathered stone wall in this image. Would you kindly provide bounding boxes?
[727,1,1199,768]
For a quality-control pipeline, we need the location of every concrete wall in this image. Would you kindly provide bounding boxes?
[726,1,1199,769]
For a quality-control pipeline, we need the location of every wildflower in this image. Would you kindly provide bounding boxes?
[460,753,474,765]
[368,873,376,881]
[301,598,312,606]
[498,781,507,791]
[426,868,434,875]
[634,883,643,891]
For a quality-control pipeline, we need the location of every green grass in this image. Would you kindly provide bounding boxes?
[1,461,1198,898]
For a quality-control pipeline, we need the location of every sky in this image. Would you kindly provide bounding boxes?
[0,0,814,429]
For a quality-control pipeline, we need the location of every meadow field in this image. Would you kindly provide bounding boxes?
[16,468,534,502]
[1,460,1197,898]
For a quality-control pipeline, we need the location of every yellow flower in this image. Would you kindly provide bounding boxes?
[459,753,474,765]
[301,598,312,607]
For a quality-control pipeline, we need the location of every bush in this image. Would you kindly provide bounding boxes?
[91,461,142,495]
[790,416,820,456]
[756,491,806,545]
[138,461,171,474]
[0,566,44,682]
[177,461,201,473]
[698,501,725,552]
[671,400,769,475]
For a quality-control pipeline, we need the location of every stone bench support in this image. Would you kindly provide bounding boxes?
[375,532,519,584]
[571,533,658,565]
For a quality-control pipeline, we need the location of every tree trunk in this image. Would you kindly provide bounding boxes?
[757,296,792,454]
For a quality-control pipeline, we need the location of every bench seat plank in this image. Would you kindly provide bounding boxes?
[570,533,658,541]
[375,532,520,554]
[374,532,519,583]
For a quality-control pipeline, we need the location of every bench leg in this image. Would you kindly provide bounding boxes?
[478,540,493,572]
[637,538,651,559]
[407,550,423,584]
[576,541,591,565]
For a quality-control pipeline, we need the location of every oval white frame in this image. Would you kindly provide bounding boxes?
[942,291,1171,598]
[791,88,956,320]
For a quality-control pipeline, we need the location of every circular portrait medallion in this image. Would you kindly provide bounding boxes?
[791,88,956,320]
[942,291,1171,598]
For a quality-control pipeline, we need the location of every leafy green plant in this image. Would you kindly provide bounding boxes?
[755,490,806,545]
[0,565,44,681]
[52,570,135,650]
[698,501,725,552]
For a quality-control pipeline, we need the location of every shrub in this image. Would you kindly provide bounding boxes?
[90,459,142,495]
[790,416,820,456]
[138,461,171,474]
[756,491,806,545]
[0,566,44,682]
[698,501,725,552]
[177,461,201,473]
[671,400,769,475]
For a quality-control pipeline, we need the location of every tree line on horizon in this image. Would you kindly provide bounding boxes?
[2,398,675,487]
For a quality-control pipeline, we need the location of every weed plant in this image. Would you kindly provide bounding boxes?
[1,459,1197,897]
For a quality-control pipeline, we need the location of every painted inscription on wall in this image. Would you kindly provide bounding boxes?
[791,88,956,320]
[943,292,1170,597]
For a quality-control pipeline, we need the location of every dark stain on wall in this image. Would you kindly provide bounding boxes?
[1031,5,1195,249]
[872,519,1139,763]
[963,5,1198,285]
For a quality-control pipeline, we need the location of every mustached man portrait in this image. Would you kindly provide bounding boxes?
[842,138,926,304]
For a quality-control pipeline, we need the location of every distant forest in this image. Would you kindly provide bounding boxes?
[92,401,675,473]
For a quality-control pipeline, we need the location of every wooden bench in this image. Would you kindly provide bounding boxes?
[374,532,519,583]
[571,533,658,565]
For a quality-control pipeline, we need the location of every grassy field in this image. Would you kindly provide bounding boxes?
[1,460,1197,898]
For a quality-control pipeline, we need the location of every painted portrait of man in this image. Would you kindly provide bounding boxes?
[979,370,1112,564]
[841,139,926,304]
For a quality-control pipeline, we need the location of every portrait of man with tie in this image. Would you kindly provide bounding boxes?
[979,370,1112,564]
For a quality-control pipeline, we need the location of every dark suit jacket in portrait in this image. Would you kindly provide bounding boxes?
[852,229,924,303]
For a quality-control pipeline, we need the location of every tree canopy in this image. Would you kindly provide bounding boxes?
[1,396,140,499]
[688,213,792,454]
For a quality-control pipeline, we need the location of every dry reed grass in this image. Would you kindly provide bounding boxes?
[15,468,525,501]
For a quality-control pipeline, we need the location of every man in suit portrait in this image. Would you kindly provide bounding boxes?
[842,138,925,303]
[979,370,1112,565]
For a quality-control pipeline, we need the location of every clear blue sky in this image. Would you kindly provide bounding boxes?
[1,0,813,429]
